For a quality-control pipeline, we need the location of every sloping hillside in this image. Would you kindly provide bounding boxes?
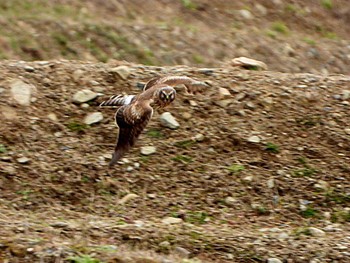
[0,60,349,262]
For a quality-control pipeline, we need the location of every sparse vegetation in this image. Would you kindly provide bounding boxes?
[271,21,289,35]
[227,164,245,174]
[147,129,163,138]
[172,155,193,163]
[67,254,101,263]
[321,0,333,10]
[180,0,198,10]
[300,207,318,218]
[0,144,7,153]
[303,37,316,45]
[67,122,88,132]
[265,142,280,153]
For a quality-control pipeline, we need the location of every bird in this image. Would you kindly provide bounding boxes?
[99,75,209,166]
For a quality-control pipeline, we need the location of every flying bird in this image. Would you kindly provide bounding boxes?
[99,75,209,166]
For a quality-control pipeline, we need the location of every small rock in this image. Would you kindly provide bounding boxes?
[72,89,98,104]
[134,162,140,169]
[47,113,58,122]
[50,222,69,228]
[314,180,329,191]
[189,100,198,107]
[255,4,267,15]
[81,103,90,109]
[245,101,256,110]
[198,68,215,75]
[118,193,139,205]
[24,65,35,72]
[182,112,192,120]
[225,196,237,206]
[218,87,231,99]
[345,128,350,135]
[247,135,261,143]
[140,146,156,156]
[214,99,234,108]
[126,166,134,172]
[17,157,30,164]
[159,241,171,248]
[110,65,131,80]
[277,232,289,240]
[243,175,254,182]
[239,9,253,19]
[267,178,275,188]
[84,112,103,125]
[230,57,267,70]
[267,258,283,263]
[308,227,326,237]
[174,246,190,258]
[194,133,205,142]
[161,217,183,224]
[160,112,180,129]
[11,80,35,106]
[341,90,350,100]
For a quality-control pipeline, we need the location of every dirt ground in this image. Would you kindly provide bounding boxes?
[0,1,350,263]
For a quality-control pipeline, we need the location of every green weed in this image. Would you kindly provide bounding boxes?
[67,122,88,132]
[265,142,280,153]
[321,0,333,9]
[303,37,316,45]
[227,164,245,174]
[147,129,163,138]
[0,144,7,153]
[172,155,193,163]
[181,0,198,10]
[185,211,208,224]
[174,139,195,148]
[271,21,289,35]
[67,254,101,263]
[300,207,318,218]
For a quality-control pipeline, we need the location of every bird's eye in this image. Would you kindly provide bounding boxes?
[170,92,175,101]
[160,91,166,100]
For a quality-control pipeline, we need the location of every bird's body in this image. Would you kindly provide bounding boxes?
[99,75,208,166]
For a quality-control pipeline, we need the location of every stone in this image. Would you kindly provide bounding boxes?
[245,101,256,110]
[345,128,350,135]
[218,87,231,99]
[10,80,35,106]
[110,65,131,80]
[277,232,289,240]
[239,9,253,20]
[84,112,103,125]
[126,166,134,172]
[72,89,98,104]
[247,135,261,143]
[24,65,35,72]
[160,112,180,129]
[225,196,237,206]
[267,178,275,188]
[314,180,329,191]
[255,4,267,15]
[161,217,183,224]
[230,57,267,70]
[308,227,326,237]
[194,133,205,142]
[17,157,30,164]
[140,146,156,156]
[182,112,192,120]
[47,113,58,122]
[159,241,171,248]
[267,258,282,263]
[174,246,190,258]
[243,175,254,182]
[342,90,350,100]
[118,193,139,205]
[214,99,234,108]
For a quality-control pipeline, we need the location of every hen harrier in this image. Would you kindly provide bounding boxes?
[100,75,209,166]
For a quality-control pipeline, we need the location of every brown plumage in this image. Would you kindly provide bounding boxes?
[100,75,209,166]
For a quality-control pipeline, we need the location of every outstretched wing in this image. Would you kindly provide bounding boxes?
[109,103,153,166]
[143,75,209,94]
[100,94,135,107]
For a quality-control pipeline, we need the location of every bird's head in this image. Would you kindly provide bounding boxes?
[158,86,176,103]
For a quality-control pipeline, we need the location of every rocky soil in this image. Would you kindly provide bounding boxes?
[0,60,349,262]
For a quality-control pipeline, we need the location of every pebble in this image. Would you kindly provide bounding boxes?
[126,166,134,172]
[245,101,256,110]
[110,65,131,80]
[247,135,261,143]
[174,246,190,258]
[230,57,267,70]
[345,128,350,135]
[118,193,139,205]
[267,258,283,263]
[84,112,103,125]
[10,80,35,106]
[342,90,350,100]
[243,175,254,182]
[239,9,253,20]
[218,87,231,98]
[140,146,156,155]
[182,112,192,120]
[314,180,329,191]
[17,157,30,164]
[214,99,234,108]
[308,227,326,237]
[161,217,183,225]
[160,112,180,129]
[159,241,171,248]
[194,133,205,142]
[47,113,58,122]
[225,196,237,206]
[72,89,98,104]
[277,232,289,240]
[267,178,275,188]
[24,65,35,72]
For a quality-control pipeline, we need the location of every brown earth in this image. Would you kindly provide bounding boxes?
[0,1,350,263]
[0,60,349,263]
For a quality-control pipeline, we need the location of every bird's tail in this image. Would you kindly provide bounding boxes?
[100,95,135,107]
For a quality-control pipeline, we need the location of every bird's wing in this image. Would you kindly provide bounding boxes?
[100,94,135,107]
[143,75,209,94]
[109,103,153,166]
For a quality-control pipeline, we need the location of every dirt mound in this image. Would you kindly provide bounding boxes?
[0,60,349,262]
